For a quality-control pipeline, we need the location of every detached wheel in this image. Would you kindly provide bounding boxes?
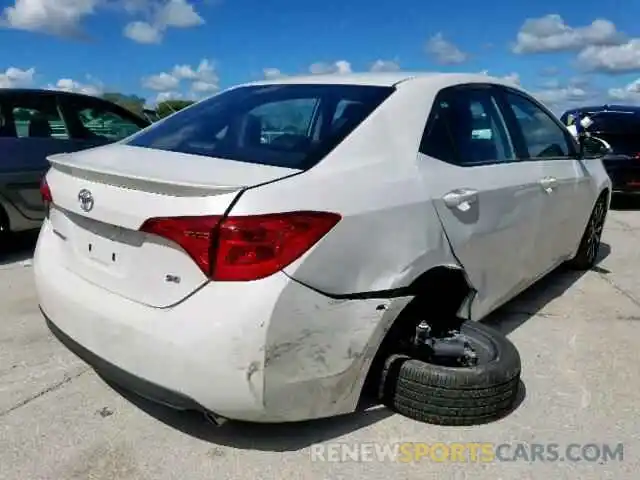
[566,194,607,270]
[380,321,521,426]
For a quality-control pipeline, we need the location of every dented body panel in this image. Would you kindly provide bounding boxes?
[35,220,412,421]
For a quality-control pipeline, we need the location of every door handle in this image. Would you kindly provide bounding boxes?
[539,176,557,193]
[442,188,479,208]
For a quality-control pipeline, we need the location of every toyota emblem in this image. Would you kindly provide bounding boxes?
[78,189,94,212]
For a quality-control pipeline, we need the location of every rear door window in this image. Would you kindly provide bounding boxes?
[9,95,69,140]
[126,84,394,170]
[420,86,516,166]
[60,96,148,142]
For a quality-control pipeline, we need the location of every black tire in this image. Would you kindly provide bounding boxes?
[566,194,608,271]
[379,321,521,426]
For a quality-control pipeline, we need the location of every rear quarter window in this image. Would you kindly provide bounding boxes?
[126,84,394,170]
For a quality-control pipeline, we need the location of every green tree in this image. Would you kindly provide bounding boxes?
[102,92,147,117]
[156,100,195,118]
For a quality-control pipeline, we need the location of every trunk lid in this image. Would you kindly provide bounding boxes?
[45,144,298,308]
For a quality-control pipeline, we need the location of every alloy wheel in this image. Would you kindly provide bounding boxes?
[585,199,606,264]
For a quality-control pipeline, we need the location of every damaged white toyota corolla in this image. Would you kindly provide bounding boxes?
[35,72,611,426]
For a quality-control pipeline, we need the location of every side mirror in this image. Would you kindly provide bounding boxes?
[579,134,613,158]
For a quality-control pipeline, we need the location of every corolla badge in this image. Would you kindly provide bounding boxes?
[78,189,94,212]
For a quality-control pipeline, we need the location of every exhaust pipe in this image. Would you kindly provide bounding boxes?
[204,411,227,426]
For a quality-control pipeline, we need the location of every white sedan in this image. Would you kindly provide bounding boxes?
[34,72,610,426]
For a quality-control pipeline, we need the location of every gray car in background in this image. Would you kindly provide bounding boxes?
[0,89,150,244]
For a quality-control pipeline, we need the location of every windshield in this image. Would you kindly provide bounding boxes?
[126,84,394,170]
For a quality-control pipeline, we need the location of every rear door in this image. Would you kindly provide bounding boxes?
[58,94,149,150]
[0,92,75,221]
[497,87,594,267]
[419,84,545,320]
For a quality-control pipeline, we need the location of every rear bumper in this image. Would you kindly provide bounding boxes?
[35,219,409,422]
[44,310,207,413]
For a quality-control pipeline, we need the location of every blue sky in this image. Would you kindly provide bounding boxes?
[1,0,640,113]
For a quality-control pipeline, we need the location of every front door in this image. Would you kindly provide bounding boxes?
[418,84,546,320]
[497,87,594,269]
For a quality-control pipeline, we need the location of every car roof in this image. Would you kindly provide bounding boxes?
[562,105,640,116]
[238,71,519,89]
[0,88,104,101]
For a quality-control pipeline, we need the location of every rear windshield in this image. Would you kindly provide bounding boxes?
[126,84,394,170]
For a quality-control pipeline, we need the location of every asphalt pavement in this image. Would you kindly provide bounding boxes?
[2,203,640,480]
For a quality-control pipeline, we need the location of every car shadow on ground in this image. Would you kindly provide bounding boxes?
[0,230,39,267]
[610,195,640,211]
[482,242,611,336]
[103,378,395,451]
[100,247,612,452]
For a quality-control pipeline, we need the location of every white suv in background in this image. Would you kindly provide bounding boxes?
[34,73,610,426]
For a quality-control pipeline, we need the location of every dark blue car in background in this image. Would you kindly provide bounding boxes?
[561,105,640,196]
[0,89,150,246]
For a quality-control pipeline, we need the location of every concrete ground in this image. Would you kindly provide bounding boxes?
[2,203,640,480]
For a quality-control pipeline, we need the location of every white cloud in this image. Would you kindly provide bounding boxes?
[512,14,625,54]
[123,0,204,44]
[309,60,352,75]
[1,0,99,36]
[370,59,400,72]
[123,20,162,44]
[142,59,218,98]
[155,91,182,103]
[46,77,103,96]
[191,80,218,93]
[425,33,468,65]
[532,86,589,107]
[172,59,217,83]
[142,71,180,91]
[501,72,520,85]
[479,70,520,85]
[577,39,640,73]
[1,0,204,41]
[0,66,35,88]
[608,78,640,103]
[263,68,284,79]
[156,0,202,28]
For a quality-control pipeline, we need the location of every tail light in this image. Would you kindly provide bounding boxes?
[40,177,53,205]
[140,211,341,281]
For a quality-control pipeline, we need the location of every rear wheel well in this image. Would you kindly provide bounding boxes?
[359,266,473,402]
